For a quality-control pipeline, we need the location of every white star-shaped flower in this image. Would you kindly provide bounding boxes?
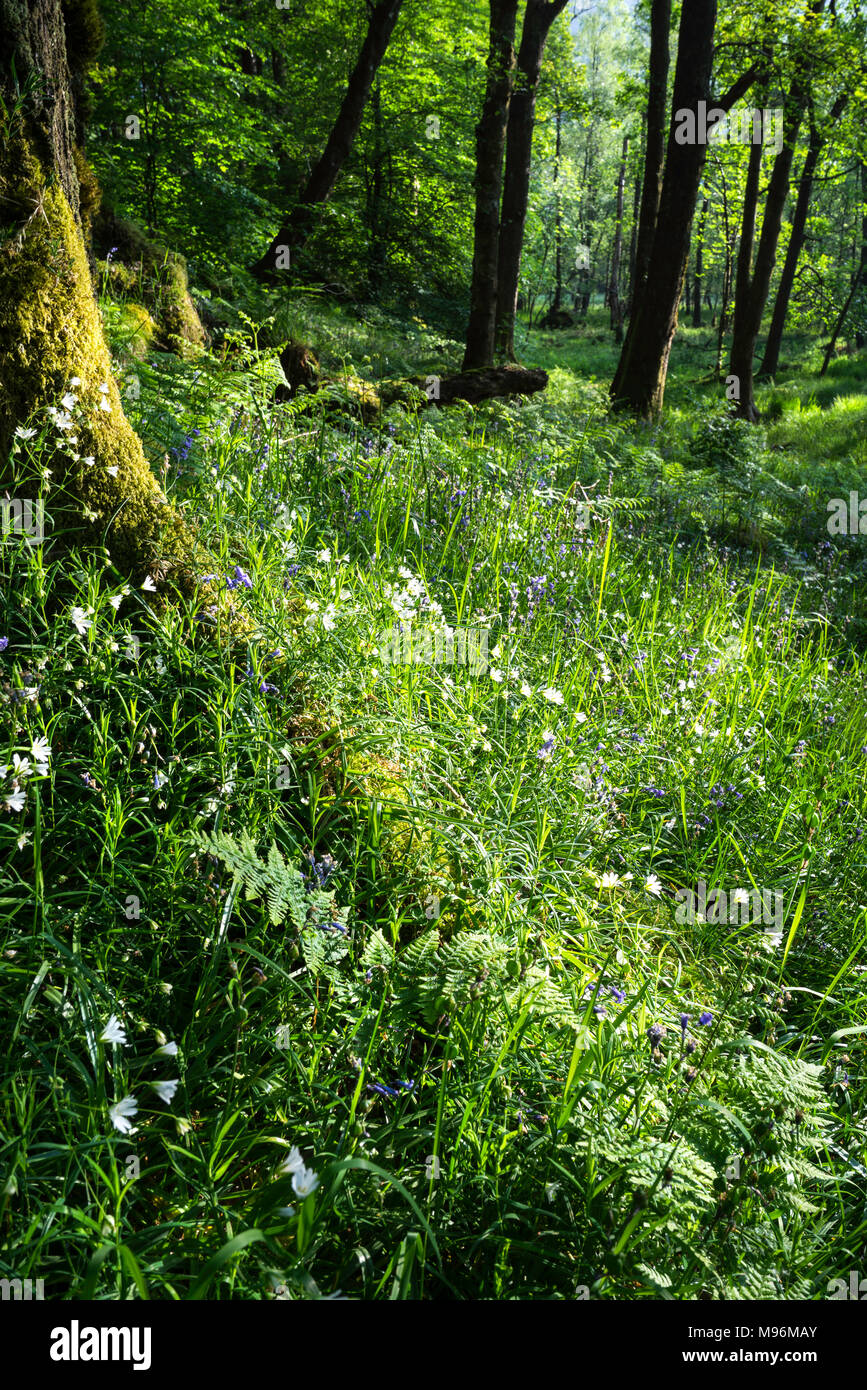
[150,1080,179,1105]
[109,1095,138,1135]
[100,1014,128,1046]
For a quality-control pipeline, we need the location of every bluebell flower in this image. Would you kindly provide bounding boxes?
[226,565,253,591]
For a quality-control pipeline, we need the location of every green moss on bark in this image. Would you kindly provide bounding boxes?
[93,211,206,357]
[0,171,194,586]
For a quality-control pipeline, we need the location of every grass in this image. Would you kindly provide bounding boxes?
[0,296,865,1301]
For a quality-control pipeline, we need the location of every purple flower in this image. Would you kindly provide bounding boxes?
[648,1023,664,1045]
[0,637,8,652]
[608,986,626,1005]
[226,566,253,591]
[680,1013,689,1034]
[316,920,347,936]
[699,1011,713,1026]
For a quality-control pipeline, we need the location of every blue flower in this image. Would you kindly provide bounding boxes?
[226,566,253,591]
[699,1011,713,1026]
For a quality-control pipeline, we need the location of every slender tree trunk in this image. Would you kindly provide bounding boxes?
[250,0,404,280]
[463,0,519,370]
[368,83,386,291]
[609,135,629,342]
[493,0,570,363]
[821,163,867,374]
[760,95,845,378]
[627,169,640,312]
[552,102,563,313]
[611,0,670,394]
[610,0,718,417]
[729,99,804,420]
[858,162,867,350]
[693,196,708,327]
[630,0,671,306]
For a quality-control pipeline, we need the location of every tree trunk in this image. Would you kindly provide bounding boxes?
[693,196,708,327]
[493,0,570,363]
[610,0,718,418]
[630,0,671,306]
[609,135,629,342]
[462,0,519,371]
[729,98,804,420]
[552,101,563,313]
[0,0,192,586]
[367,82,386,291]
[759,94,845,378]
[250,0,404,281]
[626,169,640,312]
[821,163,867,374]
[611,0,670,395]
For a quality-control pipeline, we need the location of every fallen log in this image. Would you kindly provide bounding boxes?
[380,365,549,409]
[274,353,549,417]
[426,365,549,406]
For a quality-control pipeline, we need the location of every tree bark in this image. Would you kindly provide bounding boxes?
[611,0,670,395]
[552,100,563,313]
[820,162,867,374]
[626,168,640,311]
[609,136,629,342]
[610,0,718,418]
[0,0,192,586]
[729,98,804,420]
[250,0,404,281]
[462,0,519,371]
[693,196,708,327]
[630,0,671,307]
[759,94,846,378]
[382,365,549,408]
[493,0,570,363]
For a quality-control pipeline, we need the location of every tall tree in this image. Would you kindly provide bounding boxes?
[728,85,812,419]
[610,2,758,417]
[609,134,629,341]
[759,93,846,378]
[463,0,519,371]
[820,161,867,373]
[493,0,570,363]
[610,0,719,416]
[692,194,709,328]
[610,0,670,397]
[0,0,191,585]
[250,0,405,281]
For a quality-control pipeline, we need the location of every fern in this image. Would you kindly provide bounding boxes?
[192,828,339,931]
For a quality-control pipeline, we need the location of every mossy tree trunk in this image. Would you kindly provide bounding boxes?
[0,0,193,586]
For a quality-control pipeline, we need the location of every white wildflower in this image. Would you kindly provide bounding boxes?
[100,1014,128,1046]
[71,606,93,635]
[150,1080,179,1105]
[108,1095,138,1135]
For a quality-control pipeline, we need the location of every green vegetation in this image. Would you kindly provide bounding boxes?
[1,0,865,1307]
